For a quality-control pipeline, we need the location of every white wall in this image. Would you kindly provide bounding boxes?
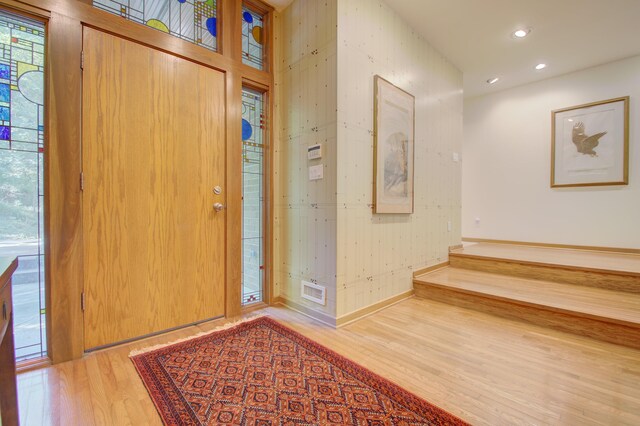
[463,55,640,249]
[335,0,463,317]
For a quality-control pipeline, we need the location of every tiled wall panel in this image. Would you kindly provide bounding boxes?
[274,0,463,320]
[273,0,338,318]
[335,0,463,317]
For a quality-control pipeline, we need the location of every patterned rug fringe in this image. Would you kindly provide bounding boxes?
[128,314,266,357]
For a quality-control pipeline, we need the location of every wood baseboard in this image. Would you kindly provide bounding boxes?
[413,262,449,278]
[449,244,463,252]
[462,237,640,255]
[275,296,337,327]
[242,301,269,314]
[336,290,414,328]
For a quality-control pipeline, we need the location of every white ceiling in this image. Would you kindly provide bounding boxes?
[264,0,293,11]
[267,0,640,99]
[383,0,640,98]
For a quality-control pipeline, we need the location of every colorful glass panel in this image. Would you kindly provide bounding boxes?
[0,11,47,361]
[241,87,265,305]
[242,6,264,70]
[93,0,218,52]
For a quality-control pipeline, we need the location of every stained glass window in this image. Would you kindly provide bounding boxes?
[0,11,47,361]
[242,6,264,70]
[93,0,218,52]
[241,87,265,305]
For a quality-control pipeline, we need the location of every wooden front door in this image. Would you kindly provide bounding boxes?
[81,27,226,349]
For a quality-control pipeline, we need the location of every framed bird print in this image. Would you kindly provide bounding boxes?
[551,96,629,187]
[373,75,415,213]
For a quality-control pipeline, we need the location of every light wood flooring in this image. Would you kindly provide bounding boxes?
[18,300,640,425]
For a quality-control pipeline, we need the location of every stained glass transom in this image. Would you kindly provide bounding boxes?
[93,0,218,52]
[242,6,264,70]
[0,11,47,361]
[241,87,265,305]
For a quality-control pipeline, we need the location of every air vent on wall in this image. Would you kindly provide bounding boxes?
[301,280,326,305]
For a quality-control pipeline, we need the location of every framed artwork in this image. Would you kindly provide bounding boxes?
[551,96,629,187]
[373,75,415,213]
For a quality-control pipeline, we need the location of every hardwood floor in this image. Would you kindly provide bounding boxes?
[18,300,640,425]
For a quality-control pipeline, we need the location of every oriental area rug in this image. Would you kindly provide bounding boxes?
[130,316,468,425]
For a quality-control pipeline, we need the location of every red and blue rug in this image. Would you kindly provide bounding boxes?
[131,316,468,425]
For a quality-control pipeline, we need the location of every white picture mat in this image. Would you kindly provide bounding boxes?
[374,77,415,213]
[553,99,627,186]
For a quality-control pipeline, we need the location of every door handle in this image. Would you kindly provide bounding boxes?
[213,203,225,212]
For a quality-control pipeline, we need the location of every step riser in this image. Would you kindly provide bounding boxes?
[414,282,640,350]
[450,255,640,294]
[17,258,41,270]
[11,273,42,285]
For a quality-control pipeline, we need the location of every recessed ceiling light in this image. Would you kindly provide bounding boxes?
[535,63,547,70]
[513,28,531,38]
[486,77,499,85]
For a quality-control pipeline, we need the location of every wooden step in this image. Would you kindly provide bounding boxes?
[450,243,640,293]
[414,267,640,350]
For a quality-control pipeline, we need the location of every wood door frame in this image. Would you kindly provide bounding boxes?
[0,0,275,363]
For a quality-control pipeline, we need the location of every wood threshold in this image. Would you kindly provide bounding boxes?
[87,315,236,358]
[16,357,51,374]
[85,315,225,353]
[242,301,269,314]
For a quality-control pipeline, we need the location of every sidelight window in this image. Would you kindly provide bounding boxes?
[241,87,265,305]
[0,10,47,361]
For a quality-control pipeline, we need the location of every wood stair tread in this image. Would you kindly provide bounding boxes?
[450,243,640,276]
[414,267,640,326]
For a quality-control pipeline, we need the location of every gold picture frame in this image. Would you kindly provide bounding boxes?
[551,96,629,188]
[373,75,415,213]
